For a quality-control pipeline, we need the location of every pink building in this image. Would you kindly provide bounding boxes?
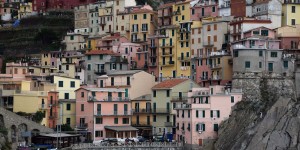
[191,0,218,21]
[96,34,129,50]
[47,91,59,129]
[174,85,242,148]
[75,87,137,141]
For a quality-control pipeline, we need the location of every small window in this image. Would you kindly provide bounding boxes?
[253,30,260,35]
[96,118,103,124]
[100,55,103,60]
[122,118,129,124]
[182,5,185,10]
[66,104,71,110]
[270,52,277,57]
[143,14,147,19]
[212,6,215,12]
[59,81,63,87]
[70,81,75,88]
[182,15,185,20]
[114,118,118,124]
[245,61,251,68]
[153,90,156,97]
[292,6,296,13]
[234,51,239,57]
[261,30,269,36]
[87,55,91,60]
[283,61,288,68]
[259,62,262,68]
[87,64,91,70]
[81,92,84,97]
[192,9,195,15]
[291,19,296,25]
[153,115,156,122]
[259,51,263,57]
[70,35,74,40]
[134,15,137,20]
[231,96,234,103]
[81,104,84,111]
[166,90,170,97]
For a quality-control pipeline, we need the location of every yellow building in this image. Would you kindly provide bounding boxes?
[158,1,192,79]
[18,2,33,19]
[282,0,300,26]
[51,75,80,128]
[131,94,152,137]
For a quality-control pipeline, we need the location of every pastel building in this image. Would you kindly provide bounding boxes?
[275,25,300,50]
[97,70,156,99]
[96,34,128,50]
[175,85,242,148]
[62,32,88,51]
[75,87,137,141]
[232,27,295,76]
[47,91,59,129]
[190,0,218,21]
[282,0,300,26]
[151,79,200,137]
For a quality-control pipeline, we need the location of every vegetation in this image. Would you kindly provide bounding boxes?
[16,111,45,123]
[55,124,74,132]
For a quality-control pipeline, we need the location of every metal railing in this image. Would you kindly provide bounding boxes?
[95,111,131,116]
[71,142,184,149]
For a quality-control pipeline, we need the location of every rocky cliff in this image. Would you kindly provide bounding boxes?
[214,73,300,150]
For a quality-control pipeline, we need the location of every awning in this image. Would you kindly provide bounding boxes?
[104,126,138,132]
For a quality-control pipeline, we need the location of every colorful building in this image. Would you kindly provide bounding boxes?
[97,70,156,99]
[131,94,152,138]
[151,79,200,138]
[175,85,242,148]
[190,0,218,21]
[275,25,300,50]
[18,2,34,19]
[47,91,59,129]
[75,87,137,141]
[282,0,300,26]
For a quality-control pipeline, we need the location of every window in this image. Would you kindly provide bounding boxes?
[70,35,74,40]
[213,124,219,131]
[81,104,84,111]
[284,61,288,68]
[58,81,63,87]
[96,118,103,124]
[66,104,71,110]
[95,131,103,137]
[100,55,103,60]
[192,9,195,15]
[214,24,217,30]
[66,65,69,70]
[196,123,205,131]
[271,52,277,57]
[196,110,199,118]
[64,93,69,99]
[122,118,129,124]
[259,51,263,57]
[210,110,220,118]
[182,5,185,10]
[207,25,211,31]
[292,19,296,25]
[166,90,170,97]
[245,61,251,68]
[253,30,259,35]
[182,15,185,20]
[153,90,156,97]
[259,62,262,68]
[66,118,71,125]
[143,14,147,19]
[261,30,269,36]
[292,6,296,13]
[70,81,75,88]
[234,51,238,57]
[153,115,156,122]
[114,118,118,124]
[87,55,91,60]
[134,15,137,20]
[176,16,178,21]
[172,30,174,36]
[87,64,91,70]
[188,110,190,118]
[231,96,234,103]
[212,6,215,12]
[214,35,217,42]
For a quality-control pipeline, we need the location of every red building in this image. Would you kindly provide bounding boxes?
[230,0,246,17]
[47,91,59,129]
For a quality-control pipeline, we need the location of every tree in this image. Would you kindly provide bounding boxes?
[56,124,74,132]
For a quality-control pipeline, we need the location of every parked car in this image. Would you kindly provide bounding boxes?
[101,138,122,146]
[93,140,103,145]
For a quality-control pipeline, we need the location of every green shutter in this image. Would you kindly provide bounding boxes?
[196,110,199,118]
[231,96,234,103]
[214,124,219,131]
[196,124,199,131]
[210,110,213,118]
[202,124,205,131]
[217,110,220,118]
[203,110,205,118]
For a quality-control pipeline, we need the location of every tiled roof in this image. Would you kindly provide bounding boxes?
[107,70,142,76]
[102,35,121,41]
[152,79,189,89]
[85,50,115,55]
[131,9,155,14]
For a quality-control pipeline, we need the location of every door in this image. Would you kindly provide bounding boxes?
[166,102,170,111]
[147,116,150,125]
[135,103,139,112]
[109,25,111,32]
[100,80,104,88]
[199,139,203,146]
[136,116,140,125]
[146,102,151,112]
[108,92,112,101]
[124,104,128,115]
[172,71,176,78]
[179,92,182,98]
[111,77,114,86]
[97,104,101,115]
[153,103,156,112]
[268,63,273,72]
[125,89,128,97]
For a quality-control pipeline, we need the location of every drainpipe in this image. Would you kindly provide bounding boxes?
[93,100,95,141]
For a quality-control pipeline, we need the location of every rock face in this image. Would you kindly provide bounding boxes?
[214,73,300,150]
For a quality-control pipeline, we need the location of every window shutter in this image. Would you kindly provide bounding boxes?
[217,110,220,118]
[210,110,213,118]
[203,124,206,131]
[196,124,199,131]
[196,110,199,118]
[203,110,205,118]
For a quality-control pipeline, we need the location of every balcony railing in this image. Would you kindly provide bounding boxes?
[103,97,130,102]
[160,61,175,66]
[132,109,152,113]
[209,51,229,57]
[141,28,148,32]
[203,42,214,47]
[94,69,106,75]
[160,43,174,48]
[284,0,300,4]
[192,90,210,97]
[148,62,157,67]
[151,108,171,114]
[77,123,88,128]
[211,75,221,80]
[200,76,209,81]
[171,96,188,102]
[160,52,174,56]
[131,123,151,127]
[210,64,221,69]
[174,104,191,109]
[95,111,132,116]
[39,104,48,110]
[178,57,191,62]
[49,113,57,119]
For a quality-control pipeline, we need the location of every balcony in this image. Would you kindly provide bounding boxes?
[102,96,130,102]
[131,29,139,33]
[164,122,174,127]
[210,64,222,70]
[132,38,144,43]
[132,109,152,114]
[77,123,88,129]
[200,76,209,81]
[174,103,191,109]
[136,49,148,53]
[95,111,132,116]
[99,21,106,25]
[160,43,174,48]
[178,37,189,42]
[209,51,229,57]
[132,123,151,127]
[39,104,49,110]
[192,90,210,97]
[149,53,157,57]
[178,57,191,62]
[211,75,222,80]
[173,10,181,15]
[203,42,214,47]
[151,108,171,114]
[148,62,157,67]
[160,61,175,66]
[178,28,191,33]
[150,44,157,49]
[94,69,106,75]
[171,96,188,102]
[110,57,128,63]
[160,52,174,57]
[49,113,57,119]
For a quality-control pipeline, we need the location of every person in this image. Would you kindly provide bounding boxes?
[125,137,129,145]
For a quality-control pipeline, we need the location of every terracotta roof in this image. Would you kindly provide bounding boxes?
[102,35,121,41]
[85,50,115,55]
[131,9,155,14]
[152,79,189,89]
[158,3,174,9]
